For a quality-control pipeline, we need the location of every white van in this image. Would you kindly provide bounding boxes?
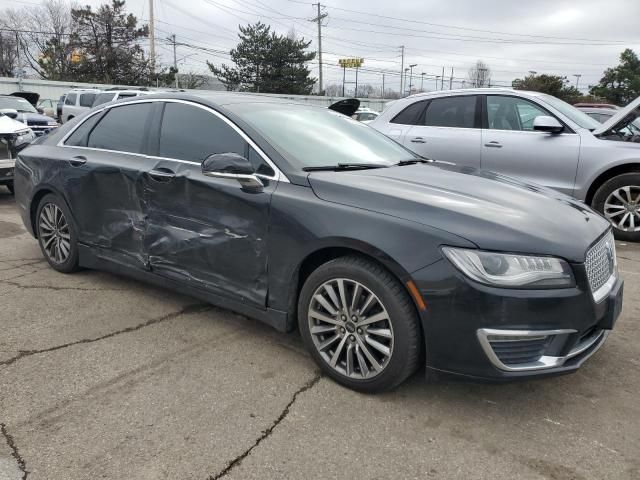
[61,89,101,123]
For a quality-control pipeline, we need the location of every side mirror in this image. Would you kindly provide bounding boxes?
[0,108,18,119]
[533,115,564,134]
[202,153,263,191]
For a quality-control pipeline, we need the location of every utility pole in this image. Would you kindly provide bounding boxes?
[408,63,416,95]
[382,73,385,99]
[311,3,327,95]
[449,67,453,90]
[441,66,445,90]
[399,45,405,96]
[420,72,425,92]
[342,65,346,97]
[355,65,359,98]
[169,34,178,88]
[149,0,156,81]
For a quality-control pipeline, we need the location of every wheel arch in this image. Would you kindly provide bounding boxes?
[585,162,640,205]
[284,240,425,335]
[29,185,75,238]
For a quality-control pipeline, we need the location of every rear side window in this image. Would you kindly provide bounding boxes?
[65,93,77,105]
[92,92,116,107]
[158,102,246,162]
[64,113,103,147]
[424,96,476,128]
[390,101,427,125]
[87,103,152,153]
[79,93,96,107]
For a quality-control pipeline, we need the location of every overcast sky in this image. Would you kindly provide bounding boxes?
[10,0,640,94]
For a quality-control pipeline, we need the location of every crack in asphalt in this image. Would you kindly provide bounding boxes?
[0,280,126,292]
[0,303,212,368]
[0,423,28,480]
[618,255,640,264]
[208,374,322,480]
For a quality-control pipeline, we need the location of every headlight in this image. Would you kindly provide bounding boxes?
[47,121,58,126]
[442,247,575,288]
[14,129,35,147]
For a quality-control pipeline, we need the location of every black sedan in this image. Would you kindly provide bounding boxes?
[13,93,623,392]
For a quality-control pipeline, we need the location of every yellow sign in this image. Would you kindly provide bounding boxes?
[338,58,364,68]
[70,50,83,64]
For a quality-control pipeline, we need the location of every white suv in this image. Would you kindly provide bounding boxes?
[371,88,640,241]
[91,89,155,107]
[61,89,101,123]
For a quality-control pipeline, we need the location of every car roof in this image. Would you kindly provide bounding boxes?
[401,88,546,100]
[130,91,313,108]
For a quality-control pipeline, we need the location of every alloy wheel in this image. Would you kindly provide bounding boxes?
[39,203,71,264]
[604,186,640,232]
[307,278,394,379]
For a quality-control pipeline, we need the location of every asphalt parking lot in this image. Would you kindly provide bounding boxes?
[0,188,639,480]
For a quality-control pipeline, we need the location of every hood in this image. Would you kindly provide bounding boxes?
[0,114,30,134]
[308,163,609,262]
[16,112,57,125]
[11,91,40,106]
[328,98,360,117]
[593,96,640,135]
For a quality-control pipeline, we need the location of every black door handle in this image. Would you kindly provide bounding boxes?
[410,137,427,143]
[148,168,176,182]
[484,141,503,148]
[69,155,87,167]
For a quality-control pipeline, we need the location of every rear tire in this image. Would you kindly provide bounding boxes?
[298,255,421,393]
[36,194,80,273]
[592,173,640,242]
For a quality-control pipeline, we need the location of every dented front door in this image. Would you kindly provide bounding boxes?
[142,159,274,307]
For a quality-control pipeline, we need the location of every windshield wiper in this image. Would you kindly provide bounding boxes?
[395,158,433,166]
[303,163,389,172]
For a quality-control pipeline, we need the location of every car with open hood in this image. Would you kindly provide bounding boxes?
[0,112,36,194]
[0,93,59,137]
[13,93,622,392]
[371,89,640,241]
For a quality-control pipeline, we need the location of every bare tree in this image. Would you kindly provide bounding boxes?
[0,33,18,77]
[323,83,343,96]
[1,0,76,80]
[179,71,208,89]
[467,60,492,87]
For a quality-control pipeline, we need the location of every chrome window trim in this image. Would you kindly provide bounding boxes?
[477,327,608,372]
[56,98,289,183]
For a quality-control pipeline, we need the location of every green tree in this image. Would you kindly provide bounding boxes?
[208,22,316,94]
[69,0,151,85]
[590,49,640,105]
[512,73,581,103]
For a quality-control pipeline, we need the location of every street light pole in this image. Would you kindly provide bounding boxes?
[404,68,409,96]
[435,75,441,90]
[573,74,582,89]
[420,72,425,92]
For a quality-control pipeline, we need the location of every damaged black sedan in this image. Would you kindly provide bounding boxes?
[13,93,623,392]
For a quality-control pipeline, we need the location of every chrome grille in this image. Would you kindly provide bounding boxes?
[585,232,616,295]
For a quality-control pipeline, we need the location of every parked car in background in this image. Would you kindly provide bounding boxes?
[91,88,155,107]
[352,108,379,123]
[371,89,640,241]
[0,94,59,137]
[574,102,619,110]
[37,98,56,118]
[576,106,618,123]
[0,112,36,194]
[56,94,66,122]
[14,93,621,391]
[61,89,101,123]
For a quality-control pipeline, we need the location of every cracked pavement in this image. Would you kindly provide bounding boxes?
[0,189,639,479]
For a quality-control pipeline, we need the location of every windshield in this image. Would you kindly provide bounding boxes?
[0,97,37,113]
[537,94,601,130]
[228,103,416,170]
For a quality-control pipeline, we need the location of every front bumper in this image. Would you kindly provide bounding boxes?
[412,258,622,381]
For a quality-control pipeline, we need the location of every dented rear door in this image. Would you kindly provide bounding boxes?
[142,101,276,308]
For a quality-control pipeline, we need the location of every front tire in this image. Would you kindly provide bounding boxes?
[298,255,421,393]
[592,173,640,242]
[36,194,80,273]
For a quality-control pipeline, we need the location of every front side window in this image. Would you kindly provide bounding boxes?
[424,96,476,128]
[87,103,152,153]
[487,96,550,131]
[79,93,96,107]
[65,94,77,106]
[158,102,246,162]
